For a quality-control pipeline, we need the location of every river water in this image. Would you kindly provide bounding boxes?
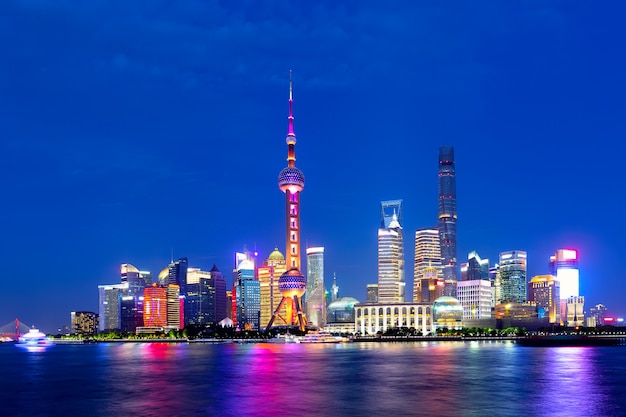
[1,341,625,417]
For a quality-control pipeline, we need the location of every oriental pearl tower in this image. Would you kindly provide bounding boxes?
[266,71,307,332]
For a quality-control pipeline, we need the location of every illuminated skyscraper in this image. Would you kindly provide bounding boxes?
[70,311,98,335]
[416,264,444,302]
[306,247,325,328]
[550,249,581,326]
[166,284,181,330]
[143,284,167,327]
[267,72,307,331]
[258,248,287,329]
[438,146,458,296]
[378,208,405,303]
[499,250,527,303]
[98,282,127,332]
[120,263,147,333]
[413,228,442,302]
[528,275,560,324]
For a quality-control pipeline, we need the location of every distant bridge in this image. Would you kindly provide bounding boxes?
[0,319,33,341]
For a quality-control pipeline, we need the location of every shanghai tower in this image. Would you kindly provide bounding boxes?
[438,146,458,296]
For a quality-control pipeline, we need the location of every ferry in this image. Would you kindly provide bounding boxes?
[16,328,54,348]
[300,331,348,344]
[268,333,302,344]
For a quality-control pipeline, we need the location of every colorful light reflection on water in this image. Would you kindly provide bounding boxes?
[1,341,625,417]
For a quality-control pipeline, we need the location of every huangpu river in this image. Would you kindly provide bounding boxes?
[2,341,626,417]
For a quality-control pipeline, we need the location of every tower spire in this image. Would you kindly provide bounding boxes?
[288,70,294,137]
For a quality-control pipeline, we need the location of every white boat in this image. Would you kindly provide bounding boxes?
[17,328,54,348]
[300,331,347,344]
[268,333,302,344]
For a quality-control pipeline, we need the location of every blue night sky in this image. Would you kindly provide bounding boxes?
[1,1,625,332]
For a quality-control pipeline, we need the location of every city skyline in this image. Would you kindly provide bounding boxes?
[2,2,626,332]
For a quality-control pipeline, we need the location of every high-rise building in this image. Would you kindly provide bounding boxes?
[143,284,167,327]
[378,205,405,303]
[528,275,560,324]
[460,251,489,282]
[98,282,128,332]
[306,247,325,328]
[549,249,580,326]
[413,228,442,302]
[331,273,339,303]
[258,248,288,329]
[416,264,444,302]
[499,250,527,303]
[438,146,458,296]
[380,199,403,228]
[567,296,585,327]
[120,264,147,333]
[70,311,98,335]
[366,284,378,303]
[550,249,579,299]
[267,72,307,331]
[166,284,181,330]
[234,251,260,330]
[183,266,227,328]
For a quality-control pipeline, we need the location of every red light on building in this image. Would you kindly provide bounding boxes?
[144,285,167,327]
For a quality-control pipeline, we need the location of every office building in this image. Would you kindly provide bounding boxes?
[166,284,181,330]
[413,228,442,302]
[70,311,98,335]
[366,284,378,303]
[550,249,580,326]
[267,72,308,331]
[143,284,167,327]
[415,264,444,303]
[306,247,326,328]
[437,146,458,296]
[460,251,489,281]
[258,248,288,329]
[378,202,405,303]
[98,282,128,332]
[456,279,492,320]
[234,251,260,330]
[528,275,560,324]
[499,250,527,303]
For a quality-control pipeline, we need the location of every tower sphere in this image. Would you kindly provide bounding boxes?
[278,166,305,193]
[278,267,307,298]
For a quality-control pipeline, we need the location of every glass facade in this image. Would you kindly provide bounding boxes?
[499,250,527,303]
[437,147,458,296]
[413,228,442,302]
[306,247,326,328]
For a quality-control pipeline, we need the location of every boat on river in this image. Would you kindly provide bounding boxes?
[268,333,302,344]
[16,328,54,349]
[300,331,348,344]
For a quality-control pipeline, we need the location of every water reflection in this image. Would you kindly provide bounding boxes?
[1,342,625,417]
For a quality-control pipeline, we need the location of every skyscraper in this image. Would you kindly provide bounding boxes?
[258,248,287,329]
[267,72,308,331]
[234,251,260,330]
[306,247,325,328]
[528,275,560,324]
[378,206,405,303]
[438,146,458,296]
[143,284,167,327]
[413,228,442,302]
[98,282,128,332]
[550,249,581,326]
[499,250,527,303]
